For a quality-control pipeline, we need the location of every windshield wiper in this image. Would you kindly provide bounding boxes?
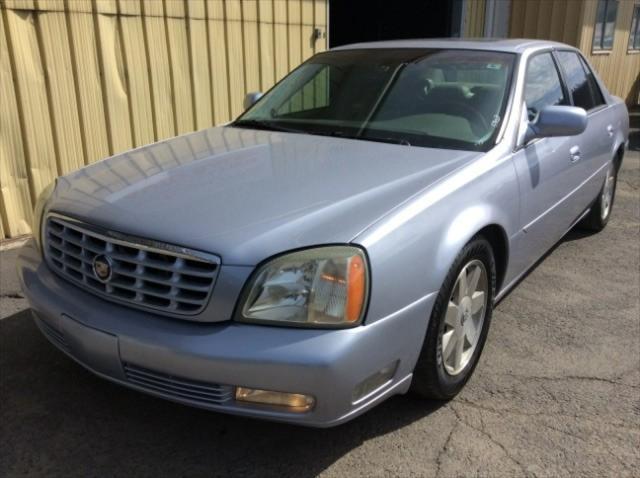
[234,121,410,146]
[307,129,410,146]
[306,129,350,139]
[362,136,411,146]
[231,119,304,134]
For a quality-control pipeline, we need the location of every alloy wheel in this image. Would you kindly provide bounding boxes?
[441,259,488,376]
[601,168,616,221]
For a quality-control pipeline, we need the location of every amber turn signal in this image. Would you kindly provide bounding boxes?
[345,255,366,322]
[235,387,315,412]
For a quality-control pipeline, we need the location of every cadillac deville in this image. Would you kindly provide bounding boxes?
[18,39,629,427]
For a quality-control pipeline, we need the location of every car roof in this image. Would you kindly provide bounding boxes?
[331,38,573,54]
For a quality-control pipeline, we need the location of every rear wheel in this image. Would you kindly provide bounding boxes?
[411,236,496,400]
[580,163,618,231]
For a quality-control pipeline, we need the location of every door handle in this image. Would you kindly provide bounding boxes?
[606,125,614,137]
[569,145,581,163]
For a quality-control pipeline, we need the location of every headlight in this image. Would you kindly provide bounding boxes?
[32,179,57,251]
[238,246,369,328]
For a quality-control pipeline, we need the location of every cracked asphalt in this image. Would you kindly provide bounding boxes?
[1,143,639,477]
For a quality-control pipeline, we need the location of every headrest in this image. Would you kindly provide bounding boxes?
[424,84,473,103]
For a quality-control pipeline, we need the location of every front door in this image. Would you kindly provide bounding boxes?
[510,51,584,273]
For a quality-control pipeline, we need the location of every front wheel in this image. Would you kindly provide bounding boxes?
[411,236,496,400]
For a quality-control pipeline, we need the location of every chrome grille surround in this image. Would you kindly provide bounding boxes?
[43,213,220,317]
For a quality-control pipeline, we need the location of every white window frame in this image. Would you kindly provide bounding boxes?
[592,0,619,52]
[629,3,640,52]
[483,0,511,38]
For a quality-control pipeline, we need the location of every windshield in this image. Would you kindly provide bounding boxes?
[234,48,516,151]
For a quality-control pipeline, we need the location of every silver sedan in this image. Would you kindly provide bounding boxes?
[18,39,629,427]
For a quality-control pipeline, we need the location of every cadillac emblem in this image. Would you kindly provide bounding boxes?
[92,255,113,283]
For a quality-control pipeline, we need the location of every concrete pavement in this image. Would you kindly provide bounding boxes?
[0,247,27,320]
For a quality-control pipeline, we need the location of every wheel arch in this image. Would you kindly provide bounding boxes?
[475,224,509,294]
[435,204,512,300]
[613,143,625,172]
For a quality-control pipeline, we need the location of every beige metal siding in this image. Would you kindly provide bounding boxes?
[509,0,583,44]
[508,0,639,103]
[0,0,328,239]
[464,0,486,37]
[509,0,584,45]
[578,0,640,105]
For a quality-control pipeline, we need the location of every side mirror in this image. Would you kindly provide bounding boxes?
[524,105,587,144]
[243,91,263,110]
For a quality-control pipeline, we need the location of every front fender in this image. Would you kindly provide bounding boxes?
[355,149,520,325]
[435,204,509,277]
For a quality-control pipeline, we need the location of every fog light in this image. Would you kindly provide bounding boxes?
[235,387,315,412]
[352,361,399,403]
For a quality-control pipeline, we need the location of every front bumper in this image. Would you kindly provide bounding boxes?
[18,240,436,427]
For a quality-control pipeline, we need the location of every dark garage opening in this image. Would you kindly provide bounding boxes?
[329,0,463,48]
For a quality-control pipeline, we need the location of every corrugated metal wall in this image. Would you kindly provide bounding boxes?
[509,0,640,104]
[578,0,640,105]
[509,0,584,45]
[463,0,485,37]
[0,0,327,239]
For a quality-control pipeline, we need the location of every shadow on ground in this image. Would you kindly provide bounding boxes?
[0,310,444,477]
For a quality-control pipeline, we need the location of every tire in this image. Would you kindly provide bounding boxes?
[580,162,618,232]
[411,236,496,400]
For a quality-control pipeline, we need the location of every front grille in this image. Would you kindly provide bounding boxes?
[44,214,220,316]
[123,364,234,406]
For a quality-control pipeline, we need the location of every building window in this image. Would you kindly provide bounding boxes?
[483,0,511,38]
[592,0,619,51]
[629,4,640,51]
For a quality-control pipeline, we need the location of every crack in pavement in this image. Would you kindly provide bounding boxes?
[454,398,640,433]
[539,421,590,444]
[539,383,562,404]
[539,421,636,472]
[618,178,639,190]
[434,417,458,478]
[500,371,640,389]
[450,405,535,477]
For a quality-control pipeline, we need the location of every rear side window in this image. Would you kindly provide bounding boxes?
[579,55,605,106]
[556,51,605,111]
[524,53,567,119]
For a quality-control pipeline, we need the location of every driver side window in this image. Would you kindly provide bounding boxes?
[524,53,568,120]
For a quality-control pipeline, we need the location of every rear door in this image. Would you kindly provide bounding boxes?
[554,50,614,215]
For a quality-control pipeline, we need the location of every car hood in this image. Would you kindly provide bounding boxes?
[50,126,480,265]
